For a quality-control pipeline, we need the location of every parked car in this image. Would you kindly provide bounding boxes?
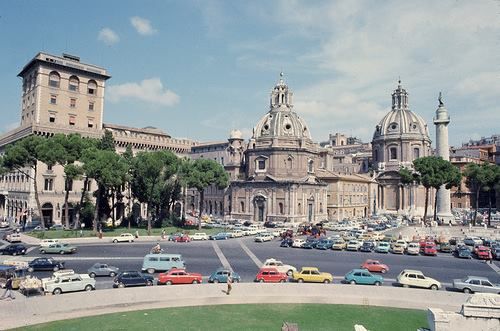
[391,244,405,255]
[0,244,27,256]
[191,232,209,240]
[292,267,333,284]
[373,240,387,251]
[88,263,119,278]
[174,234,191,243]
[209,232,229,240]
[316,239,335,250]
[28,257,65,272]
[113,271,154,288]
[49,224,67,231]
[292,239,306,248]
[112,233,135,243]
[157,269,202,285]
[492,248,500,260]
[302,238,319,249]
[406,242,420,255]
[474,246,492,260]
[280,238,294,247]
[6,233,21,243]
[423,243,438,256]
[452,276,500,294]
[438,242,453,253]
[464,237,482,247]
[255,233,274,242]
[228,230,244,238]
[360,259,389,274]
[168,233,183,241]
[345,269,383,286]
[0,220,10,228]
[42,272,95,295]
[261,258,296,276]
[40,239,60,247]
[332,240,347,250]
[346,240,362,251]
[39,243,77,255]
[397,269,441,290]
[359,242,375,252]
[255,267,288,283]
[456,246,472,259]
[141,254,185,274]
[208,268,241,283]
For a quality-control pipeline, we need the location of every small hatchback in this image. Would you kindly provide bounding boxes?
[255,267,288,283]
[345,269,384,286]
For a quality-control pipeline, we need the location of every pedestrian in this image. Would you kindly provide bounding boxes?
[0,275,15,300]
[226,273,233,295]
[135,230,139,238]
[488,251,493,264]
[161,229,166,240]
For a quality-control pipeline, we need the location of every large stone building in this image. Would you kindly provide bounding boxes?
[372,81,433,218]
[0,52,195,226]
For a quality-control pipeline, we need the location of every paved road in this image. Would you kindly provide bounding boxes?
[6,234,499,291]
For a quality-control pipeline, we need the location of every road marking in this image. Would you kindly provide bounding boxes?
[239,240,262,268]
[485,261,500,275]
[211,241,233,272]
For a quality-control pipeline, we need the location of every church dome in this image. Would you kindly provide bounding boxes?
[373,81,430,141]
[252,74,312,140]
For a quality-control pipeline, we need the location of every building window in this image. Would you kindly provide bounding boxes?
[68,76,79,91]
[308,160,314,173]
[47,164,53,171]
[373,149,378,162]
[240,201,245,213]
[298,203,302,214]
[88,102,94,111]
[258,160,266,170]
[85,180,92,191]
[390,147,397,160]
[65,179,73,191]
[279,202,284,215]
[44,178,54,191]
[87,80,97,95]
[50,95,57,104]
[49,113,56,123]
[221,157,224,165]
[413,148,420,159]
[48,71,60,88]
[70,98,76,108]
[69,116,76,126]
[88,119,94,128]
[287,157,293,169]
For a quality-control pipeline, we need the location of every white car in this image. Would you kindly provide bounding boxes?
[112,233,135,243]
[346,240,362,251]
[395,240,408,250]
[191,233,209,240]
[254,233,274,242]
[0,220,10,228]
[262,258,297,276]
[40,239,60,248]
[406,242,420,255]
[397,269,441,290]
[292,239,306,248]
[229,230,244,238]
[6,233,21,243]
[42,272,96,295]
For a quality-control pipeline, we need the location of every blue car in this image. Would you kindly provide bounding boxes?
[208,268,241,283]
[209,232,229,240]
[316,239,334,250]
[456,246,472,259]
[344,269,384,286]
[280,238,293,247]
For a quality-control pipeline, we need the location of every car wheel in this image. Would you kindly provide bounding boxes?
[259,279,264,283]
[53,266,60,272]
[463,288,472,294]
[350,280,356,285]
[213,279,219,283]
[147,268,155,274]
[12,252,17,256]
[40,250,46,254]
[323,279,331,284]
[374,281,381,286]
[28,267,34,273]
[297,278,304,283]
[192,280,199,284]
[53,288,62,295]
[402,284,409,288]
[85,285,93,291]
[234,279,240,283]
[166,280,173,285]
[286,270,293,276]
[109,272,116,277]
[118,282,125,288]
[146,280,153,286]
[60,251,65,255]
[89,273,96,278]
[430,284,438,290]
[113,239,118,243]
[381,269,387,274]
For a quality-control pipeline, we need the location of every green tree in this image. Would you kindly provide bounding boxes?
[183,159,229,230]
[464,163,500,226]
[131,150,179,235]
[430,159,462,223]
[100,130,115,151]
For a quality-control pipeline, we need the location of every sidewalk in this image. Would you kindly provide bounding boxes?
[0,283,469,330]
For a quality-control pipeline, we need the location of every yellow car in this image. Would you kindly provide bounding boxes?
[332,240,347,250]
[292,267,333,284]
[391,244,405,254]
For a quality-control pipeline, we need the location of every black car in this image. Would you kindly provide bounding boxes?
[113,271,154,288]
[359,242,375,252]
[302,237,319,249]
[280,238,293,247]
[0,244,27,256]
[28,257,65,272]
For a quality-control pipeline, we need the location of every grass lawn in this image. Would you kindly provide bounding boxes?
[27,226,224,239]
[18,304,428,331]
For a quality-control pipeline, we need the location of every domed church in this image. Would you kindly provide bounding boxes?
[372,81,433,217]
[226,74,328,223]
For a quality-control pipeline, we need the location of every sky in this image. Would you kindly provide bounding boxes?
[0,0,499,147]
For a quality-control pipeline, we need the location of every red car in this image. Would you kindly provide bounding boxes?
[423,243,437,256]
[174,234,191,243]
[157,269,202,285]
[360,259,389,273]
[255,267,288,283]
[475,246,492,260]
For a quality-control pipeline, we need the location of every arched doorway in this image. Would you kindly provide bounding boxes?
[253,195,267,223]
[41,202,54,226]
[307,197,314,223]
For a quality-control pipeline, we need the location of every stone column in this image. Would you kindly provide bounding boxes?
[434,94,454,222]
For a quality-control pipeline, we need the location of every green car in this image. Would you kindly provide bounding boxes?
[39,243,77,255]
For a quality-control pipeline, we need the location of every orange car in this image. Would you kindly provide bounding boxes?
[255,267,288,283]
[360,259,389,274]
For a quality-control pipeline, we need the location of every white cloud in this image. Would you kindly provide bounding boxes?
[98,28,119,45]
[130,16,157,35]
[108,78,179,107]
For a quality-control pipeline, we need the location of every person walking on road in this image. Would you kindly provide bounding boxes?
[0,275,15,300]
[226,273,233,295]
